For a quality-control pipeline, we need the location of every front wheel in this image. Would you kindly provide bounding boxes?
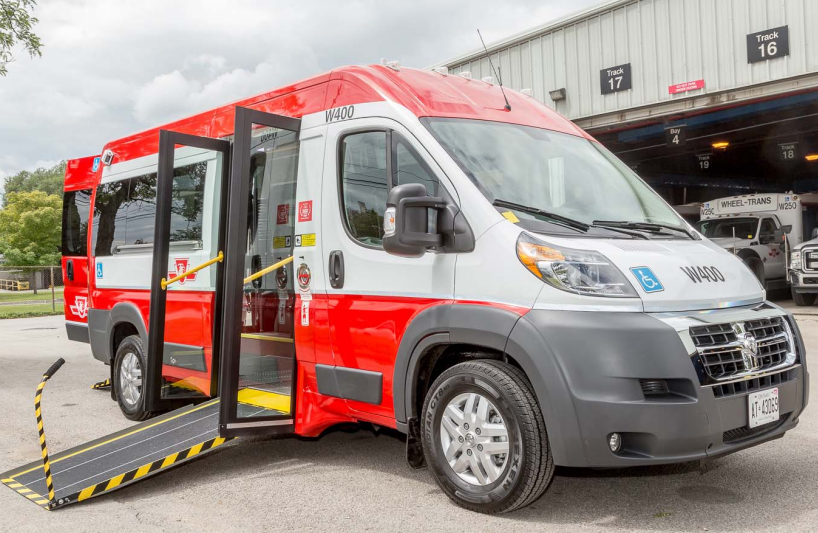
[421,359,554,514]
[792,287,816,306]
[113,335,155,421]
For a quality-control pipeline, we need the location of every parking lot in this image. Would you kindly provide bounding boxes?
[0,312,816,532]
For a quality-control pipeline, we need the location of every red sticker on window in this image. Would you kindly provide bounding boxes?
[298,201,313,222]
[277,204,289,225]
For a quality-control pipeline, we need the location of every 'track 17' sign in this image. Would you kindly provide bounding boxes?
[600,63,631,95]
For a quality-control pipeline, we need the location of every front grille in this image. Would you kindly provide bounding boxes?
[805,277,818,285]
[712,368,796,399]
[723,414,789,444]
[689,316,795,384]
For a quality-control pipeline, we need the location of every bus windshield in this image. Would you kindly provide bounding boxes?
[421,118,686,235]
[694,218,759,239]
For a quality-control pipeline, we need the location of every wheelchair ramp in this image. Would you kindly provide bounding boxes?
[2,391,288,510]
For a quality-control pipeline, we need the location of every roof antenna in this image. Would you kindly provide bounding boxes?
[478,29,511,111]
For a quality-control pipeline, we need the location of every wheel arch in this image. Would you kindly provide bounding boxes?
[394,304,573,465]
[107,302,148,362]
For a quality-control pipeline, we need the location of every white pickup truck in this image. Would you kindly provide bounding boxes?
[695,193,802,291]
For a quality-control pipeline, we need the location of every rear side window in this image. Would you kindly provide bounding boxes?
[91,161,208,256]
[62,189,92,256]
[339,131,441,247]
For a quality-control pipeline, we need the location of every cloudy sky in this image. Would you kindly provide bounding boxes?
[0,0,600,194]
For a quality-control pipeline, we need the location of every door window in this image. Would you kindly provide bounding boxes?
[759,218,777,239]
[62,189,92,256]
[339,131,441,247]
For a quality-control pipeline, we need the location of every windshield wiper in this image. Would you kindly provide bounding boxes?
[493,199,589,232]
[593,220,696,240]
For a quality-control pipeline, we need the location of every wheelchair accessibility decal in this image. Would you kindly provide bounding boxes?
[630,267,664,293]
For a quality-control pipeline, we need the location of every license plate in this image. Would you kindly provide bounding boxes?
[748,388,779,429]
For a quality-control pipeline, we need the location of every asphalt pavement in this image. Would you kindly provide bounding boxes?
[1,313,816,532]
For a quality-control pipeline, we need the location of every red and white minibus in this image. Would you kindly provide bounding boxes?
[57,63,808,513]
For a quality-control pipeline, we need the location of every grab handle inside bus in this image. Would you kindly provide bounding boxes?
[161,251,224,290]
[244,256,293,285]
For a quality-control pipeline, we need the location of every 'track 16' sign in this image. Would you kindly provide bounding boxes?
[747,26,789,63]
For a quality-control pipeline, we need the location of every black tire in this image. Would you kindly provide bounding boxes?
[113,335,155,421]
[742,255,765,286]
[791,287,816,306]
[420,359,553,514]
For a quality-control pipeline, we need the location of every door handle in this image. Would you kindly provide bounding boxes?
[66,260,74,282]
[328,250,345,289]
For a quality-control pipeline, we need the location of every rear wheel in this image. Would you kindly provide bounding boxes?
[421,359,553,514]
[113,335,155,421]
[791,287,816,306]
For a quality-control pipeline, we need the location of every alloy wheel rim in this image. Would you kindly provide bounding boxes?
[119,352,142,407]
[439,392,510,486]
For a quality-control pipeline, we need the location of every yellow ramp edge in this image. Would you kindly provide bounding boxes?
[237,388,291,414]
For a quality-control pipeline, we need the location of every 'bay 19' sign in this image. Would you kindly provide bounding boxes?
[600,63,632,95]
[747,26,789,63]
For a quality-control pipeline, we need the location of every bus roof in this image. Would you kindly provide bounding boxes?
[100,64,591,167]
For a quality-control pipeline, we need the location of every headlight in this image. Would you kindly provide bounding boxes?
[791,251,802,270]
[516,233,637,297]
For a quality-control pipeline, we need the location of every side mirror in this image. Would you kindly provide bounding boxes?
[812,227,818,240]
[383,183,446,258]
[781,225,793,234]
[759,234,775,245]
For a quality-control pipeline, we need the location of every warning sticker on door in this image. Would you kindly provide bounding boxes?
[294,233,316,247]
[273,236,292,249]
[298,201,313,222]
[301,301,310,326]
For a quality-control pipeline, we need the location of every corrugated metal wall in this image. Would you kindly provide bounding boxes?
[444,0,818,121]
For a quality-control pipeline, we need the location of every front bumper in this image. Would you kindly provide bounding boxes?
[790,270,818,292]
[507,303,809,468]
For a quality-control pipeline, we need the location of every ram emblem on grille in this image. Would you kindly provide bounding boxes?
[738,330,760,371]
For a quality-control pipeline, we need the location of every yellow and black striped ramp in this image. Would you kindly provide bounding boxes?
[91,378,111,390]
[1,399,236,510]
[1,391,288,510]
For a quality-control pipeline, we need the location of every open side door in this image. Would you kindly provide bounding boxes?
[145,132,231,412]
[218,107,302,437]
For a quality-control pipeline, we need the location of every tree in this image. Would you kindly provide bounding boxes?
[0,0,42,76]
[2,160,65,207]
[0,190,61,266]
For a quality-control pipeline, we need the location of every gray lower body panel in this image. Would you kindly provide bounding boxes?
[65,322,89,344]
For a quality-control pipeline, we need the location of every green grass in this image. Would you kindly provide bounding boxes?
[0,289,64,304]
[0,302,64,319]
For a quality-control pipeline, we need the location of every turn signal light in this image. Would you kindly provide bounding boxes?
[516,241,565,278]
[712,141,729,149]
[806,154,818,162]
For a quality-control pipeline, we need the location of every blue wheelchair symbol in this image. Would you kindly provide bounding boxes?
[92,157,101,172]
[96,262,104,279]
[630,267,663,293]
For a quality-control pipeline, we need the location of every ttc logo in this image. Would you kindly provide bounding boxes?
[169,258,197,285]
[70,296,88,319]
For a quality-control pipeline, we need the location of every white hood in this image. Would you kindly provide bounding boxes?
[535,236,765,313]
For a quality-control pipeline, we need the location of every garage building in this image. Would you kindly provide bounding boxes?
[436,0,818,216]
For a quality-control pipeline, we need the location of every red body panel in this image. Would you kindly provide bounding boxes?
[69,64,586,436]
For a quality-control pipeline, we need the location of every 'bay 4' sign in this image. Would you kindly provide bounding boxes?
[600,63,632,95]
[747,26,789,63]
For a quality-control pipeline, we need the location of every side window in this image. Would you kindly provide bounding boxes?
[91,161,209,257]
[169,162,207,244]
[339,130,443,248]
[62,189,92,256]
[340,132,388,247]
[123,173,157,247]
[760,218,776,237]
[92,180,129,256]
[392,134,439,195]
